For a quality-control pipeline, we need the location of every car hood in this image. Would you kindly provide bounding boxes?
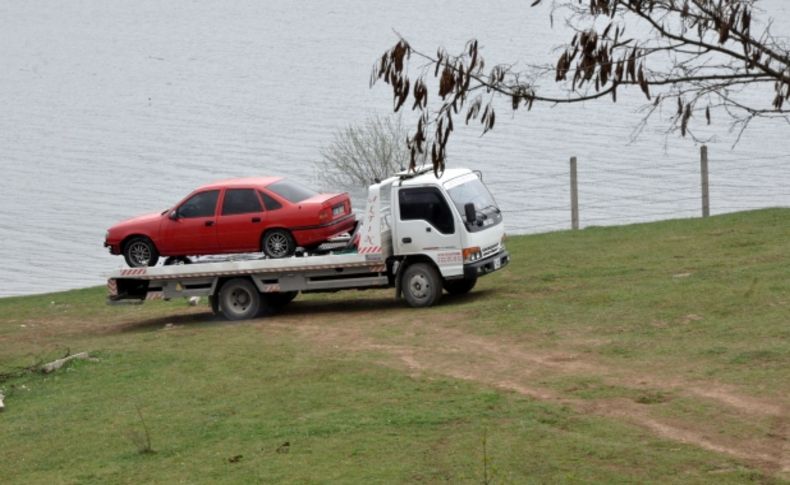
[111,211,163,229]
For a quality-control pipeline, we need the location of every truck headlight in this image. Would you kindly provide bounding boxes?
[462,246,482,263]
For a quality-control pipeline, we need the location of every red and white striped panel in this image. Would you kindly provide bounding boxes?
[261,284,281,293]
[358,246,381,254]
[368,265,386,273]
[145,291,164,301]
[119,268,148,276]
[107,279,118,296]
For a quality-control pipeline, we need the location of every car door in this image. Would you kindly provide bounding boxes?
[395,186,463,276]
[216,188,265,252]
[160,190,220,255]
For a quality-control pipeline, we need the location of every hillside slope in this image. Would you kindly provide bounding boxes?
[1,209,788,483]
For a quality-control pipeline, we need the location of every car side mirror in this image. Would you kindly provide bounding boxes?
[168,210,179,221]
[464,203,476,225]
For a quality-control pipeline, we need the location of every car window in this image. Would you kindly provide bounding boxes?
[267,180,318,203]
[178,190,219,218]
[398,187,455,234]
[259,191,283,210]
[222,188,262,215]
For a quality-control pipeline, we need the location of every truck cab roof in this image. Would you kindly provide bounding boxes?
[384,165,475,188]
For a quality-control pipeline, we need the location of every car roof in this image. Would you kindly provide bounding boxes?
[195,177,284,191]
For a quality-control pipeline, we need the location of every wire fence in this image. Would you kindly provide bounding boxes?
[488,146,790,234]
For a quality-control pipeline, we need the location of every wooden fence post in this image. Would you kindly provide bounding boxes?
[570,156,579,230]
[700,145,710,218]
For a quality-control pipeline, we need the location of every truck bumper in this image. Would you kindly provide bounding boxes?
[463,249,510,279]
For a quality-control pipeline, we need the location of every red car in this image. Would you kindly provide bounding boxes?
[104,177,355,267]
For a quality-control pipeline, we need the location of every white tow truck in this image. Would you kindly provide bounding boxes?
[107,166,510,320]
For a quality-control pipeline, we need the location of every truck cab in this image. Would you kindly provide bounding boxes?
[358,166,509,307]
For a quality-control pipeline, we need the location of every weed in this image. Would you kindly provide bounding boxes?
[125,404,155,455]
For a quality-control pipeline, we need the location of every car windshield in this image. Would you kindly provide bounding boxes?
[267,180,319,203]
[447,176,498,215]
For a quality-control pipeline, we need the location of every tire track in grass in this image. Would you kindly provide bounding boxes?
[276,318,789,476]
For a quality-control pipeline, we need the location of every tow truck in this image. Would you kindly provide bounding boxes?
[107,166,510,320]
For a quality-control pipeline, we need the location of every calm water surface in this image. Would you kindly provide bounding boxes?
[1,0,788,296]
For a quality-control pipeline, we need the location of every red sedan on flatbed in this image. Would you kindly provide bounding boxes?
[104,177,355,267]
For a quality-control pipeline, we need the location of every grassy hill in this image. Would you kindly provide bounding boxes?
[1,209,788,483]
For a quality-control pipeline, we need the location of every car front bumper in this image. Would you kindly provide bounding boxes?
[104,241,121,255]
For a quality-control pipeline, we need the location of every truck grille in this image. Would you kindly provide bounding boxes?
[482,242,500,258]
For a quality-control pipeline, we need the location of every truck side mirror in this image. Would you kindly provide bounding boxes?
[464,203,476,225]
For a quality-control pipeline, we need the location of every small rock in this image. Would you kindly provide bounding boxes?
[188,296,200,306]
[673,272,692,279]
[0,392,5,411]
[163,323,175,330]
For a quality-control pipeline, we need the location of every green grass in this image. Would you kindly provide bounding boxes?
[1,209,788,483]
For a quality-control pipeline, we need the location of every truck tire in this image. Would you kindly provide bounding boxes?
[401,262,442,308]
[443,276,477,295]
[218,278,262,320]
[123,236,160,268]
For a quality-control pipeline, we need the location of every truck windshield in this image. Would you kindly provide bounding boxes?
[447,177,499,215]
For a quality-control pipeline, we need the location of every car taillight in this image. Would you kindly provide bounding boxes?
[319,207,332,223]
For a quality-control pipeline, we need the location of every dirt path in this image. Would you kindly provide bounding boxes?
[271,316,789,476]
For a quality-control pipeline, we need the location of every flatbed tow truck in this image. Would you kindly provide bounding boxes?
[107,166,510,320]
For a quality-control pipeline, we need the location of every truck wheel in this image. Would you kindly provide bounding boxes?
[262,229,295,258]
[123,237,159,268]
[218,278,262,320]
[401,263,442,308]
[444,277,477,295]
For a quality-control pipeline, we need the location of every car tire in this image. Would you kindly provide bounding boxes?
[218,278,262,321]
[443,277,477,295]
[164,256,192,266]
[123,237,159,268]
[401,262,442,308]
[262,229,295,258]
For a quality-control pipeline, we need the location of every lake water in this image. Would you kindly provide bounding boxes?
[2,0,789,296]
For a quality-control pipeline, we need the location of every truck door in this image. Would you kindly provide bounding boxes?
[395,186,463,277]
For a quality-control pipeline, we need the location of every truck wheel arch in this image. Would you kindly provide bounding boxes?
[396,256,444,308]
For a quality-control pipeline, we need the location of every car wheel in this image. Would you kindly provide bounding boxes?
[164,256,192,266]
[401,262,442,308]
[262,229,295,258]
[443,277,477,295]
[218,278,263,320]
[123,237,159,268]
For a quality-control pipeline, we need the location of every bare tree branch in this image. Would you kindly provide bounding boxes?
[371,0,790,173]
